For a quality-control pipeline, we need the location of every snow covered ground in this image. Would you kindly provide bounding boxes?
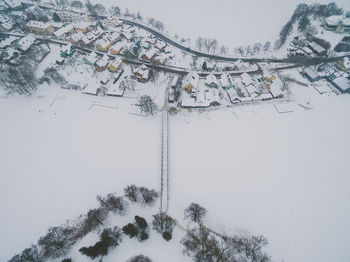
[1,73,350,261]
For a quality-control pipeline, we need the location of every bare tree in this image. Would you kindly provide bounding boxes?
[38,226,76,258]
[263,41,271,53]
[139,187,159,205]
[219,45,228,55]
[128,254,153,262]
[184,203,207,223]
[124,185,139,202]
[152,212,175,234]
[97,193,128,215]
[9,245,43,262]
[136,95,158,116]
[195,37,203,51]
[253,43,263,54]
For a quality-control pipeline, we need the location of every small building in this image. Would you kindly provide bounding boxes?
[106,79,124,97]
[60,43,75,57]
[323,15,343,31]
[154,54,168,65]
[104,16,121,28]
[183,72,199,93]
[110,42,124,55]
[205,74,219,88]
[54,23,75,38]
[308,41,327,56]
[226,88,241,103]
[69,32,83,44]
[108,57,123,72]
[155,41,166,51]
[171,76,179,89]
[302,67,321,82]
[120,31,133,41]
[26,21,54,35]
[124,41,142,59]
[96,37,112,52]
[330,75,350,93]
[95,54,109,72]
[141,47,158,61]
[82,84,99,95]
[84,51,98,65]
[56,56,65,65]
[16,34,35,52]
[0,15,15,31]
[240,72,253,86]
[131,64,151,83]
[268,81,284,98]
[74,21,91,33]
[220,73,234,90]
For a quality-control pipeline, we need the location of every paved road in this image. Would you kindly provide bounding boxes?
[121,18,350,65]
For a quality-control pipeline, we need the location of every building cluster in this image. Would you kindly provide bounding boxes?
[288,35,329,57]
[302,57,350,94]
[322,15,350,33]
[180,68,284,108]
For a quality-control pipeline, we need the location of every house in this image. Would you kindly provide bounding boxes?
[54,23,75,38]
[154,54,168,65]
[171,76,179,89]
[220,73,234,90]
[240,72,253,86]
[56,56,64,65]
[124,41,142,59]
[82,84,100,95]
[104,16,121,28]
[204,89,221,106]
[16,34,35,52]
[0,0,22,10]
[60,43,75,57]
[183,72,199,93]
[120,31,134,41]
[302,67,321,82]
[0,15,15,31]
[330,75,350,93]
[131,64,151,83]
[155,41,166,51]
[96,37,112,52]
[108,57,123,72]
[25,5,47,21]
[74,21,91,33]
[323,15,343,31]
[308,41,327,56]
[244,83,260,99]
[69,32,83,44]
[26,21,55,35]
[106,78,125,97]
[226,88,241,103]
[141,47,158,61]
[110,42,123,55]
[0,35,18,49]
[100,71,111,85]
[141,41,151,50]
[84,51,98,65]
[95,54,109,72]
[205,74,219,88]
[268,81,284,98]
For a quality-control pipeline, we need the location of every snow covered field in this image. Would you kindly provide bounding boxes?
[1,77,350,261]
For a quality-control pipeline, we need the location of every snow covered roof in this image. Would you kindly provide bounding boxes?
[110,42,123,52]
[309,41,326,53]
[227,88,240,102]
[325,15,343,26]
[332,76,350,92]
[26,21,53,29]
[74,21,91,30]
[85,51,97,63]
[97,37,111,49]
[205,74,218,86]
[96,55,109,67]
[269,81,284,98]
[155,41,166,50]
[106,80,124,96]
[54,23,74,37]
[0,35,18,48]
[109,57,122,68]
[245,84,259,96]
[344,57,350,70]
[343,18,350,26]
[184,72,199,90]
[82,84,98,95]
[135,64,150,79]
[17,34,35,52]
[240,72,253,86]
[171,76,179,87]
[303,67,320,80]
[143,47,158,59]
[220,73,233,87]
[0,15,15,30]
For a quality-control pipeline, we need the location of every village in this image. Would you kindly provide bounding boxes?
[1,0,349,113]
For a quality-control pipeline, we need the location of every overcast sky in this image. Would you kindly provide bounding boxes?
[94,0,350,47]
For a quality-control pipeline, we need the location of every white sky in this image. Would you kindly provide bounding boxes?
[93,0,350,47]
